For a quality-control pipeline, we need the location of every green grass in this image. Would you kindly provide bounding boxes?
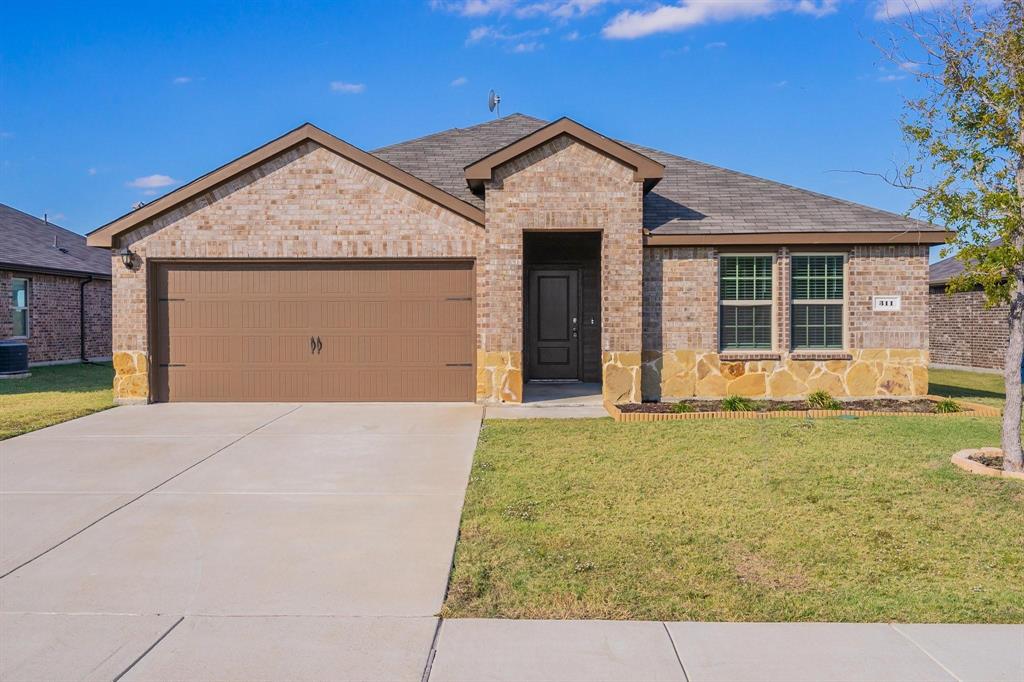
[929,368,1006,409]
[0,362,115,440]
[445,415,1024,623]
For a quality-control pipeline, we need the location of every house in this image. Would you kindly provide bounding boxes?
[1,203,112,364]
[85,115,945,404]
[929,246,1007,372]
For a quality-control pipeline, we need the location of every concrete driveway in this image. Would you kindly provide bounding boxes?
[0,402,482,681]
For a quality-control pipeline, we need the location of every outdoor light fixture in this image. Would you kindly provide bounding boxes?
[119,247,134,269]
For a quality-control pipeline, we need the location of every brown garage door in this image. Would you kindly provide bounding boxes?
[153,262,475,402]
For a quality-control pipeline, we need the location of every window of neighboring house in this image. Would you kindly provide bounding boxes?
[11,277,29,338]
[719,255,773,351]
[791,255,845,350]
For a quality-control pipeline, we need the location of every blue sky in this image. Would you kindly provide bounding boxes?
[0,0,947,257]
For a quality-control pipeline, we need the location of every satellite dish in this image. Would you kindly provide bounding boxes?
[488,90,501,116]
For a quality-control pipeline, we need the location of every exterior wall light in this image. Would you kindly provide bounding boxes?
[119,247,134,270]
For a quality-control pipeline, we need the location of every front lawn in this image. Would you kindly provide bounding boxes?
[445,415,1023,623]
[0,362,115,440]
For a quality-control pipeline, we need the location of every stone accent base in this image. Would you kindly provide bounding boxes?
[602,351,641,403]
[476,350,523,403]
[113,350,149,403]
[642,349,929,400]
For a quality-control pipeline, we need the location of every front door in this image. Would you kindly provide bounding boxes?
[527,269,580,380]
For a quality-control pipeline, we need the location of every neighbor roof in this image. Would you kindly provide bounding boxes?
[929,239,1002,285]
[374,113,946,243]
[0,204,111,278]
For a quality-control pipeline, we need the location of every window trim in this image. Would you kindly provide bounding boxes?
[10,277,30,339]
[718,252,777,352]
[789,252,848,351]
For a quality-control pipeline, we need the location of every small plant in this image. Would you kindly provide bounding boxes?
[774,402,794,412]
[934,397,962,413]
[807,390,840,410]
[670,401,695,413]
[721,395,756,412]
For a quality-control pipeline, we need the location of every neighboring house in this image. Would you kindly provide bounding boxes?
[86,115,945,404]
[1,203,112,364]
[929,246,1007,372]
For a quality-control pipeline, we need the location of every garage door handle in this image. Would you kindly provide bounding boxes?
[446,363,472,367]
[310,336,316,354]
[316,336,322,354]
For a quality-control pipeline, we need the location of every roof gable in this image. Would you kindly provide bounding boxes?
[0,204,111,277]
[87,123,486,248]
[463,117,664,193]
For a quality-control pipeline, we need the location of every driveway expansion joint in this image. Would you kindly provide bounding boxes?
[111,615,184,682]
[889,623,965,682]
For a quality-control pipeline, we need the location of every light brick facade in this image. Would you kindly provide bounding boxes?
[105,133,933,404]
[929,286,1007,371]
[0,269,111,364]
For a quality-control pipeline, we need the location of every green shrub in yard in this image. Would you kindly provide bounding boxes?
[935,397,962,413]
[670,401,695,413]
[807,390,840,410]
[721,395,756,412]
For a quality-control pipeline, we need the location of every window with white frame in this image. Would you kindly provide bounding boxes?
[791,255,844,350]
[719,255,773,351]
[11,278,29,338]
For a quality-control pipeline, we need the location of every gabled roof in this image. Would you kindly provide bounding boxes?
[463,117,664,193]
[374,114,947,244]
[0,204,111,278]
[87,123,486,248]
[930,239,1002,285]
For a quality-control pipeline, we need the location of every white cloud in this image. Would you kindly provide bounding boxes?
[872,0,949,19]
[0,131,13,139]
[329,81,366,94]
[771,79,789,87]
[603,0,837,39]
[564,30,580,40]
[172,76,192,85]
[127,174,176,189]
[705,40,727,49]
[434,0,608,19]
[87,167,98,176]
[512,41,542,52]
[451,76,470,86]
[466,25,549,45]
[878,73,907,82]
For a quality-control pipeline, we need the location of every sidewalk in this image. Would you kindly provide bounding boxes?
[427,619,1024,682]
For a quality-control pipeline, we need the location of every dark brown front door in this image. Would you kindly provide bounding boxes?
[527,269,580,380]
[153,261,475,402]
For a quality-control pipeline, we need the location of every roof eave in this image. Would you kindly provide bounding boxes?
[644,230,950,246]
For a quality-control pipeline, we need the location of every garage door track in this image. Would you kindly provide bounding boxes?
[0,402,482,681]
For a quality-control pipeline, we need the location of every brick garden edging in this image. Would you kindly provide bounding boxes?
[603,395,1001,422]
[950,448,1024,480]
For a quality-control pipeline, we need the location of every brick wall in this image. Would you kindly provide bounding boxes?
[640,245,930,400]
[0,269,112,363]
[481,135,645,402]
[113,141,482,400]
[929,285,1007,370]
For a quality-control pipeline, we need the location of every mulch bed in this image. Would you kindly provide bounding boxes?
[969,452,1005,469]
[619,398,944,414]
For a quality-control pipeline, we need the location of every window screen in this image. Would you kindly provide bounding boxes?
[719,256,772,350]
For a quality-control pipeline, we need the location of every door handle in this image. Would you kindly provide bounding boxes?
[315,336,322,354]
[310,336,316,354]
[571,316,578,338]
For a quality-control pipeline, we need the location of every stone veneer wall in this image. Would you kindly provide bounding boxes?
[641,244,930,400]
[0,269,111,364]
[479,135,645,403]
[110,141,482,402]
[929,285,1008,371]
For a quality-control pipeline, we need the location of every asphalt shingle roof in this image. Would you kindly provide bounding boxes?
[372,113,942,235]
[929,239,1002,284]
[0,203,111,277]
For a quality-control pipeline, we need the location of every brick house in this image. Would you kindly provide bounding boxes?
[85,116,945,404]
[929,248,1007,372]
[1,204,112,365]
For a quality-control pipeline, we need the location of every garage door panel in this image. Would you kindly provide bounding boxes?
[155,262,474,402]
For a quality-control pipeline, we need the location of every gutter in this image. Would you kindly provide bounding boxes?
[79,276,93,363]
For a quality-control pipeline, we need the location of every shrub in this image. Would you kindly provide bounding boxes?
[934,397,962,413]
[807,390,840,410]
[670,401,695,413]
[721,395,756,412]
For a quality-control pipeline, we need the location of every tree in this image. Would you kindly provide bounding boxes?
[881,0,1024,472]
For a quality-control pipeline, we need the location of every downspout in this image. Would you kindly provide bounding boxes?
[79,276,93,363]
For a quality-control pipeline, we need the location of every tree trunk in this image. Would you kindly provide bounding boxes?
[1004,267,1024,472]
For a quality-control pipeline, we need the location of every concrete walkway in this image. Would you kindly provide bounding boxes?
[0,402,482,681]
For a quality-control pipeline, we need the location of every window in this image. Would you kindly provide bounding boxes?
[719,255,773,350]
[791,255,844,350]
[11,278,29,337]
